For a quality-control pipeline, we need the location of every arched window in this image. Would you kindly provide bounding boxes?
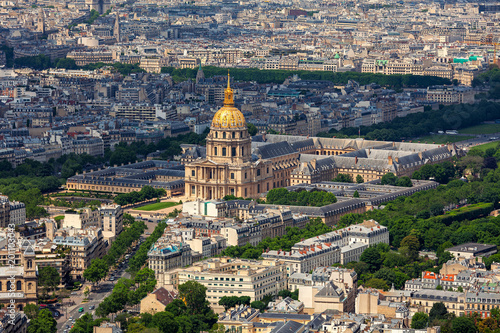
[28,283,32,291]
[6,281,11,291]
[28,260,32,269]
[16,281,21,290]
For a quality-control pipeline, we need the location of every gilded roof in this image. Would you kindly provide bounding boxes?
[211,106,246,129]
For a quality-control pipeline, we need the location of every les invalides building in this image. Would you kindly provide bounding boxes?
[184,75,274,200]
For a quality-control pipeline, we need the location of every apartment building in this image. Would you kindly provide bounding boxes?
[175,257,287,307]
[52,227,106,280]
[221,223,262,247]
[99,204,123,242]
[262,243,341,276]
[64,207,100,229]
[0,195,26,227]
[148,241,193,286]
[288,267,358,314]
[67,52,114,66]
[427,85,475,104]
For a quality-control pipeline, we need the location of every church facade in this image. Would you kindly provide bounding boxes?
[184,75,273,200]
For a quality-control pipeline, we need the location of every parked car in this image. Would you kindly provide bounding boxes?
[78,307,84,313]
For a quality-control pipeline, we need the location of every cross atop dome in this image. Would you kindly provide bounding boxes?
[224,72,234,107]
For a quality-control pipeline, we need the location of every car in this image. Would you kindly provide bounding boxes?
[109,277,115,281]
[71,292,78,295]
[89,305,95,310]
[78,307,84,313]
[69,316,73,320]
[66,325,70,329]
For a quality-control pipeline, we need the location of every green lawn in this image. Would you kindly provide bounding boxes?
[54,215,64,221]
[459,123,500,134]
[135,201,180,211]
[471,141,500,152]
[414,135,475,144]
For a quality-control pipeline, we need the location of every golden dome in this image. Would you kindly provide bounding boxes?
[211,73,246,129]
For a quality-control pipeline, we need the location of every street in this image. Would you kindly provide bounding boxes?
[55,247,135,333]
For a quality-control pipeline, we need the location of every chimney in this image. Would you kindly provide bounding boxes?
[395,157,399,163]
[388,156,393,165]
[355,156,358,164]
[418,152,423,159]
[311,159,317,169]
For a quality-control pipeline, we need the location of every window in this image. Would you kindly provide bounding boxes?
[242,147,244,156]
[231,188,235,195]
[223,132,226,139]
[232,132,235,138]
[232,147,236,156]
[191,186,195,194]
[222,148,226,156]
[214,147,218,155]
[215,132,218,138]
[191,170,195,177]
[267,167,269,173]
[257,169,261,176]
[245,188,247,197]
[245,172,247,179]
[231,173,235,179]
[257,184,260,192]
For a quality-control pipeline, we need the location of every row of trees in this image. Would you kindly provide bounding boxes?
[220,218,332,259]
[114,186,166,206]
[86,281,218,333]
[96,268,157,317]
[128,222,167,273]
[318,101,500,141]
[83,220,147,285]
[161,66,451,88]
[265,188,337,207]
[381,173,413,187]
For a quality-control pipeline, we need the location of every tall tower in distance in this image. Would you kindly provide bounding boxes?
[114,13,120,43]
[196,64,205,84]
[37,8,45,34]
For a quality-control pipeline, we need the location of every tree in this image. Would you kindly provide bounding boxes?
[250,301,266,312]
[364,278,389,291]
[411,312,429,329]
[178,281,210,315]
[396,176,413,187]
[356,175,364,183]
[38,267,60,294]
[333,173,353,183]
[360,247,383,272]
[399,235,420,261]
[27,309,57,333]
[381,172,398,185]
[23,303,40,320]
[452,316,476,333]
[247,123,258,136]
[353,190,360,198]
[153,312,179,333]
[429,302,448,321]
[436,285,443,290]
[430,203,444,216]
[83,258,108,287]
